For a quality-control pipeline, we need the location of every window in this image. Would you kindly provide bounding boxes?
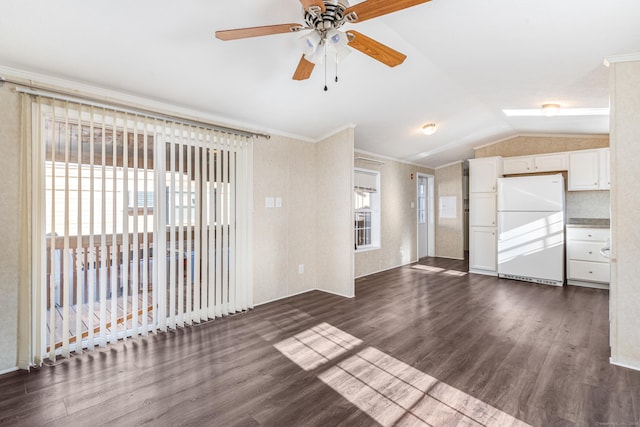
[354,169,380,250]
[418,177,426,225]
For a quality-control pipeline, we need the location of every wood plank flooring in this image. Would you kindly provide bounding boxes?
[2,257,639,426]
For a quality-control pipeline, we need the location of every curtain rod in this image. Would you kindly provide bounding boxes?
[0,76,270,140]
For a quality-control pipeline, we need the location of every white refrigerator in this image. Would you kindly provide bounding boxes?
[497,174,565,286]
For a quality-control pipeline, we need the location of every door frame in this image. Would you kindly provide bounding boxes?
[417,173,435,258]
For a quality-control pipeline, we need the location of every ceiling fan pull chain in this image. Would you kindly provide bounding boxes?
[324,43,328,91]
[335,53,339,83]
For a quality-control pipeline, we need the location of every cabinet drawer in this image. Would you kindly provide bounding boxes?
[568,260,610,283]
[566,227,609,242]
[567,241,610,263]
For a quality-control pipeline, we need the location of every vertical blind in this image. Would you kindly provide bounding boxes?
[28,96,253,362]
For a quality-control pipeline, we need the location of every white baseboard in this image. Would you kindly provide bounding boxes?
[610,357,640,372]
[254,287,354,307]
[468,269,498,277]
[355,259,419,279]
[0,366,19,376]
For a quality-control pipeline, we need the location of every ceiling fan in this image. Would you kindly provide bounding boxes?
[215,0,432,83]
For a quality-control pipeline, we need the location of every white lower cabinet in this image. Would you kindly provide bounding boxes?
[469,226,497,274]
[566,226,610,289]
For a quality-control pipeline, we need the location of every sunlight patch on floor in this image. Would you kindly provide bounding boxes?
[319,347,531,427]
[412,264,467,277]
[276,323,530,427]
[412,265,445,273]
[273,322,362,371]
[443,270,467,277]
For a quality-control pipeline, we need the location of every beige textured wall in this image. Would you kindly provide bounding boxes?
[252,135,318,305]
[609,58,640,370]
[354,152,434,278]
[475,135,609,158]
[316,128,355,297]
[0,85,21,372]
[435,162,464,260]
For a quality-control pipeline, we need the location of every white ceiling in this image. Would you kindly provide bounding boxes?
[1,0,639,168]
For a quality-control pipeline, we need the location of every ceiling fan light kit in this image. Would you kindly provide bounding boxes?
[215,0,432,86]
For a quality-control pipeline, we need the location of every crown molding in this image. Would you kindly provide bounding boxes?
[435,160,464,170]
[604,52,640,67]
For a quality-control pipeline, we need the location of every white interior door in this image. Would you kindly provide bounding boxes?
[417,174,434,258]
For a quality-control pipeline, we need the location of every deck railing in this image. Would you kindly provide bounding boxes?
[45,228,198,309]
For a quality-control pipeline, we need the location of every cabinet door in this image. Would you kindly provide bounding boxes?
[469,227,497,271]
[534,153,568,172]
[568,150,599,191]
[470,193,496,227]
[469,157,502,193]
[599,148,610,190]
[503,157,533,174]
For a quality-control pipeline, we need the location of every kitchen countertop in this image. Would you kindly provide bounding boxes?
[566,218,610,228]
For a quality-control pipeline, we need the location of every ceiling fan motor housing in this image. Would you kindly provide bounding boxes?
[304,0,350,31]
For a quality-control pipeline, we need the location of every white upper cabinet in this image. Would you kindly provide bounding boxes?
[502,153,568,175]
[469,157,503,193]
[568,149,609,191]
[534,153,568,172]
[503,157,534,174]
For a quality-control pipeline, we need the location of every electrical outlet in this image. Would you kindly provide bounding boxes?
[275,197,282,208]
[298,264,304,274]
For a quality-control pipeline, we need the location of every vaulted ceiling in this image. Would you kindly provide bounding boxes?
[1,0,639,168]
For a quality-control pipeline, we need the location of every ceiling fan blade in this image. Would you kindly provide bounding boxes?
[344,0,431,23]
[293,55,315,80]
[299,0,326,13]
[215,23,304,41]
[347,31,407,67]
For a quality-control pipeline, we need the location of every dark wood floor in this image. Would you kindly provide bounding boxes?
[1,257,639,426]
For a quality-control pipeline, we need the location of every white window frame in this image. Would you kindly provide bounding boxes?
[354,168,380,252]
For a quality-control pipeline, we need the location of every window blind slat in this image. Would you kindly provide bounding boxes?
[209,134,217,319]
[168,128,177,330]
[87,106,96,349]
[142,119,151,335]
[185,127,193,326]
[131,115,140,336]
[121,113,129,341]
[99,108,108,347]
[193,132,201,323]
[62,101,71,357]
[177,126,185,328]
[74,104,84,354]
[47,98,57,361]
[228,145,236,315]
[215,139,223,318]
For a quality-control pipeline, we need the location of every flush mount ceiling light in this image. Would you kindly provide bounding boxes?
[502,105,609,117]
[422,123,438,136]
[541,103,560,116]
